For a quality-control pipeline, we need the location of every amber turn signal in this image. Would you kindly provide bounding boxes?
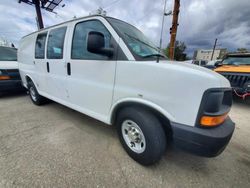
[0,75,11,80]
[200,113,228,127]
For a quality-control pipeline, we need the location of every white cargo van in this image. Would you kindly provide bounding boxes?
[18,15,235,165]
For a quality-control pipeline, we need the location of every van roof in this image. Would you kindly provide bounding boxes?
[22,14,106,38]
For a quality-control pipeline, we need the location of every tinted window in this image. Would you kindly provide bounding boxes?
[47,27,66,59]
[0,46,17,61]
[71,20,111,60]
[222,57,250,65]
[35,32,47,59]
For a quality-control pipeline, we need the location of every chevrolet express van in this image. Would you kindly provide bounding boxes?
[18,15,235,165]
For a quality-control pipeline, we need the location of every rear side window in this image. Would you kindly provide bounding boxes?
[35,32,47,59]
[71,20,111,60]
[47,27,67,59]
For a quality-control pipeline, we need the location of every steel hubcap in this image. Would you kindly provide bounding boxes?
[122,120,146,153]
[30,87,37,101]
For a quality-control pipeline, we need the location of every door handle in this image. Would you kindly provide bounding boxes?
[46,62,50,73]
[67,62,71,75]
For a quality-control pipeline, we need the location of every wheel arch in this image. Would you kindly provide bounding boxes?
[24,74,35,88]
[110,98,174,138]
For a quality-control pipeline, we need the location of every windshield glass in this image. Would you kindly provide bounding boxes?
[107,18,165,59]
[0,47,17,61]
[222,56,250,65]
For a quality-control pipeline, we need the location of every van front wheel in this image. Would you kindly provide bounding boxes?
[28,81,46,105]
[116,107,167,165]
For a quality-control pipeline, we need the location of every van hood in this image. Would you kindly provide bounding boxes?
[156,60,230,88]
[215,65,250,73]
[0,61,18,69]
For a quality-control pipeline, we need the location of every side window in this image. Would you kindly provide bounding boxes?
[35,32,47,59]
[47,27,67,59]
[71,20,111,60]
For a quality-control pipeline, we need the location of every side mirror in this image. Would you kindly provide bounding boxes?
[215,62,222,67]
[87,31,114,57]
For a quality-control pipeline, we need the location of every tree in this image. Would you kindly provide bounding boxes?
[164,41,187,61]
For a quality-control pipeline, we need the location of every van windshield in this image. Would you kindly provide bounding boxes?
[0,46,17,61]
[107,18,166,60]
[222,56,250,65]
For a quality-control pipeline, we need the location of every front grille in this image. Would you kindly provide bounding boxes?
[6,69,21,80]
[220,72,250,88]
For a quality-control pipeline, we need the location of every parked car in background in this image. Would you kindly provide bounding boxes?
[18,15,235,165]
[182,60,193,64]
[204,60,222,70]
[215,53,250,99]
[0,46,23,93]
[192,60,208,66]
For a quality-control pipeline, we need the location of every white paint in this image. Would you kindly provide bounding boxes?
[0,61,18,69]
[18,16,231,127]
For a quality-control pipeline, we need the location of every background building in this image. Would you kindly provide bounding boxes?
[193,49,227,61]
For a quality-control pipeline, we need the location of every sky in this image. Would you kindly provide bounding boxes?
[0,0,250,57]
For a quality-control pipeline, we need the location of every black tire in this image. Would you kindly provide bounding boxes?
[28,81,47,105]
[116,107,167,165]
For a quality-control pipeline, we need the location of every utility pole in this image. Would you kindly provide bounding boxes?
[169,0,180,60]
[211,38,218,60]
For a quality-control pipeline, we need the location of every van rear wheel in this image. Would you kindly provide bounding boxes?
[28,81,47,105]
[116,107,167,165]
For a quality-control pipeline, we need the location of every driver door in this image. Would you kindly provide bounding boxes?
[65,19,117,120]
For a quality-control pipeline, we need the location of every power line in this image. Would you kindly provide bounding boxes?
[0,31,28,34]
[137,0,169,28]
[103,0,122,9]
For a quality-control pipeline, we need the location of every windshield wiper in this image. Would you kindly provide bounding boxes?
[142,54,165,58]
[124,33,159,51]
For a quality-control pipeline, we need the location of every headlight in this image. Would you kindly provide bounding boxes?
[0,69,8,75]
[0,70,10,80]
[197,88,233,127]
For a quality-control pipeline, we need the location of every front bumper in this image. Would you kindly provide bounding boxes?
[171,118,235,157]
[0,80,24,92]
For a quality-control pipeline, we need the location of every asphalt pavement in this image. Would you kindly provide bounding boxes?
[0,92,249,188]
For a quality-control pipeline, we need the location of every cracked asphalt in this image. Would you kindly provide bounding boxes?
[0,92,250,188]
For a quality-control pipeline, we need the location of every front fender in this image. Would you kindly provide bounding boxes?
[109,97,175,124]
